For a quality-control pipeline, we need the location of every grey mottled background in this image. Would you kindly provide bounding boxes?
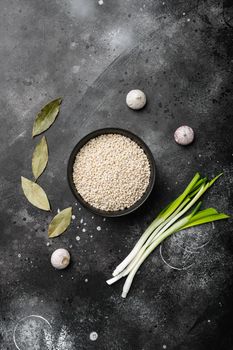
[0,0,233,349]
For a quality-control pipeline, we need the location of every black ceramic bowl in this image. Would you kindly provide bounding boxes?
[67,128,156,217]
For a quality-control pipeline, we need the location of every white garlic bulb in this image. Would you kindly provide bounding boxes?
[126,89,146,110]
[174,126,194,145]
[51,248,70,269]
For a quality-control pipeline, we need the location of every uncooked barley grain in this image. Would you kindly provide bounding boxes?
[72,134,151,211]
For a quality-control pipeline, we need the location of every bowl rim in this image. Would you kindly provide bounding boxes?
[67,127,156,217]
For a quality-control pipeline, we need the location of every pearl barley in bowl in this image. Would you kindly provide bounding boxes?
[68,129,155,217]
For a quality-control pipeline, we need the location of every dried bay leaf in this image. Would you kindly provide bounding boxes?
[21,176,50,211]
[32,98,62,137]
[32,136,48,180]
[48,207,72,238]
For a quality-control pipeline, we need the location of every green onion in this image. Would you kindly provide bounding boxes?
[112,173,200,277]
[107,173,229,298]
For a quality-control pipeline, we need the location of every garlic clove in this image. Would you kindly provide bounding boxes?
[174,125,194,145]
[126,89,147,110]
[51,248,70,270]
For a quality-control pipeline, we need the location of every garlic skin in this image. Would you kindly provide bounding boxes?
[126,89,146,110]
[174,126,194,145]
[51,248,70,270]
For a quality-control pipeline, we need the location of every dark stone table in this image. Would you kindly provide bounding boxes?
[1,0,232,349]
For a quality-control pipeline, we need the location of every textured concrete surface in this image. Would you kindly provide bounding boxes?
[0,0,233,349]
